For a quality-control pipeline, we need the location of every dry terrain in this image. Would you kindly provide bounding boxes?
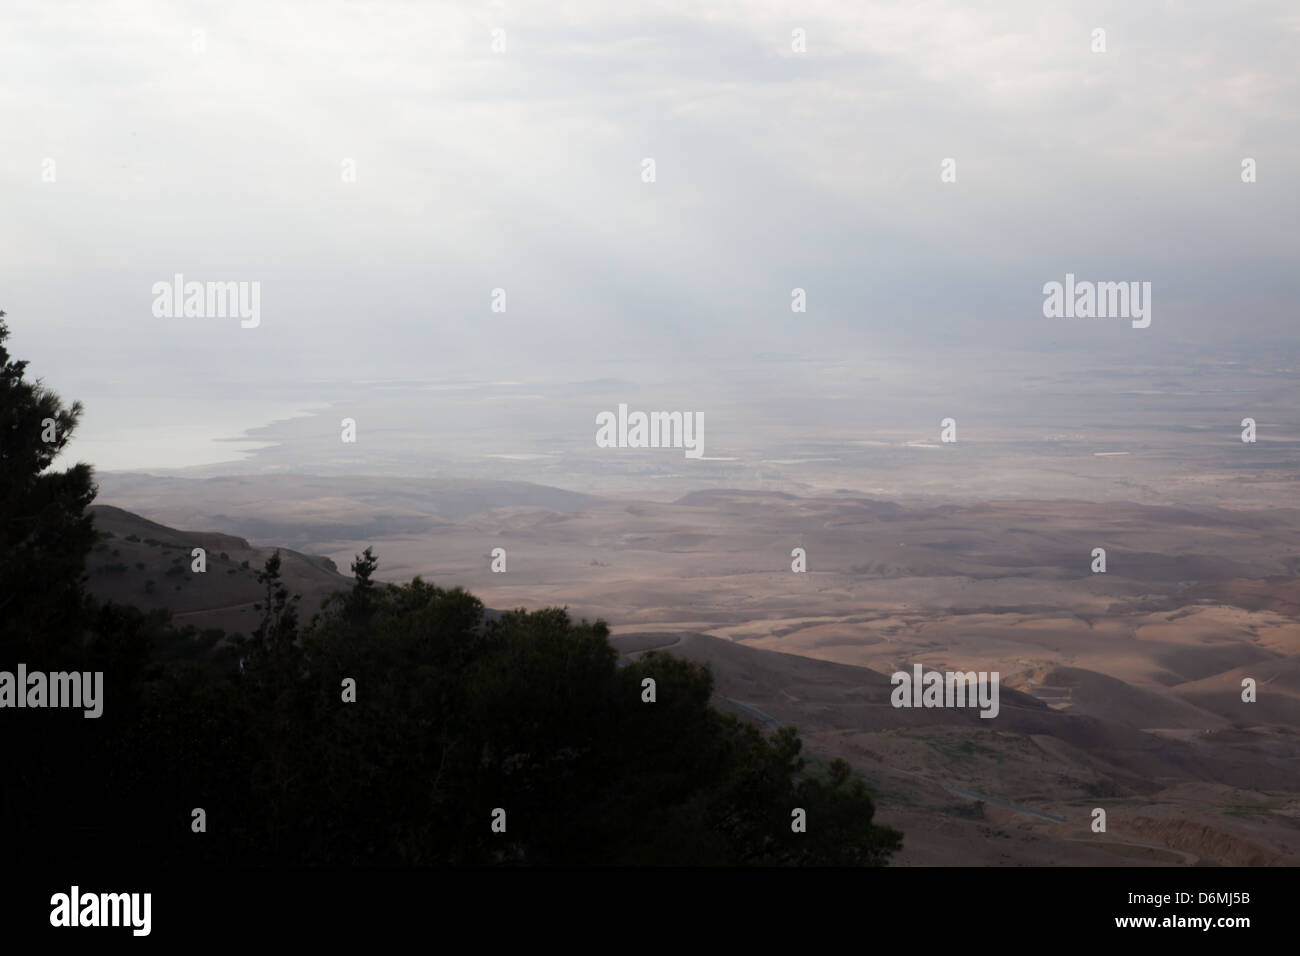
[88,475,1300,865]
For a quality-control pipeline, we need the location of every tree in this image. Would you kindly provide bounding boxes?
[244,550,301,675]
[351,546,378,589]
[1,314,903,866]
[0,309,98,660]
[345,546,379,621]
[238,549,307,859]
[0,310,167,865]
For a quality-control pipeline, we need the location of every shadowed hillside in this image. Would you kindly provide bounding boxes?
[87,505,350,636]
[611,631,1300,866]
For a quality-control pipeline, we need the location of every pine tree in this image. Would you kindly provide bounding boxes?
[245,550,302,683]
[0,309,97,660]
[345,546,379,622]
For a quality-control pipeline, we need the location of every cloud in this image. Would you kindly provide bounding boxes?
[2,0,1296,395]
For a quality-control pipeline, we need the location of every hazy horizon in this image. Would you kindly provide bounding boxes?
[8,1,1300,887]
[7,0,1298,484]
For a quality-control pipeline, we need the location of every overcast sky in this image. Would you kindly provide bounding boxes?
[4,0,1298,414]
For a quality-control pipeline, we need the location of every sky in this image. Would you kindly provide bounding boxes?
[2,0,1298,469]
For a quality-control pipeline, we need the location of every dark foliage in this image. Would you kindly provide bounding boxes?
[1,311,901,865]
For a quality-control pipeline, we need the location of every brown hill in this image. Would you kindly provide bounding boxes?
[1016,665,1230,730]
[87,505,351,636]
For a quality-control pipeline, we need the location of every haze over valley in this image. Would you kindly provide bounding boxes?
[9,0,1300,880]
[81,352,1300,866]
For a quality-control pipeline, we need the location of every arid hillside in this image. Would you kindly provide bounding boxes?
[86,505,351,637]
[91,480,1300,865]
